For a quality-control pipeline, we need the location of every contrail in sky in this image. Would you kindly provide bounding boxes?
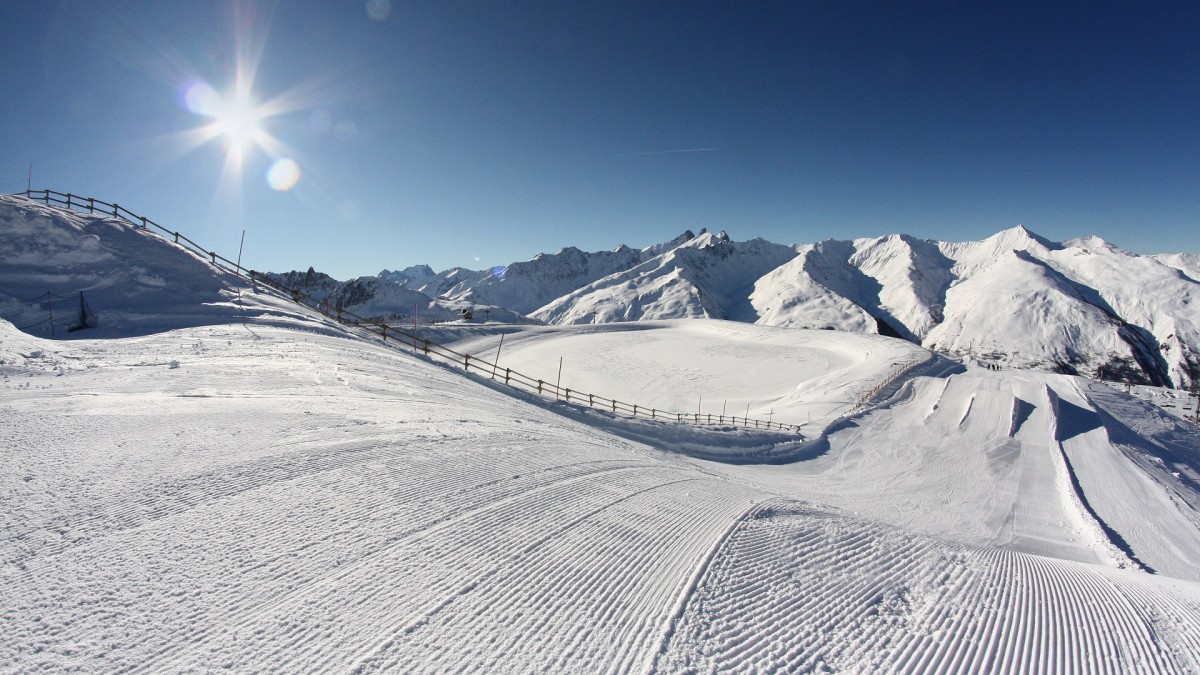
[476,148,718,175]
[620,148,718,157]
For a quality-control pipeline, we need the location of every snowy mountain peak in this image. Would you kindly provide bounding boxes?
[640,229,697,257]
[988,224,1059,252]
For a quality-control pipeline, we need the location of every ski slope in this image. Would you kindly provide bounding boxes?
[4,194,1200,671]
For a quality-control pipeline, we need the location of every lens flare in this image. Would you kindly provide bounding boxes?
[266,158,301,191]
[184,82,221,116]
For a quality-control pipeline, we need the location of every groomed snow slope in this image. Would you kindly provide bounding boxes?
[440,321,1200,578]
[4,196,1200,671]
[5,317,1200,672]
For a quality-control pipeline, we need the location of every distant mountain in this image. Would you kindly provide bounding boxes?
[271,226,1200,389]
[1154,253,1200,282]
[265,267,530,324]
[532,231,797,324]
[377,265,456,296]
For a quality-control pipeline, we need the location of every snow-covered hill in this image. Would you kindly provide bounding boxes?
[4,193,1200,671]
[0,195,314,338]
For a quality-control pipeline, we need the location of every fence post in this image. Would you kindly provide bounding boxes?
[66,193,73,208]
[140,216,147,229]
[88,197,94,213]
[464,354,470,371]
[537,380,543,394]
[505,368,511,384]
[632,404,637,416]
[210,252,216,264]
[651,408,655,419]
[612,400,617,412]
[588,394,594,407]
[381,325,388,341]
[112,203,119,216]
[564,389,570,402]
[174,232,179,243]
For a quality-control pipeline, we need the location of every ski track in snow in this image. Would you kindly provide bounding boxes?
[657,503,1200,673]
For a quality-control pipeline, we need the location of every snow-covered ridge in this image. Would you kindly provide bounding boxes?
[275,222,1200,389]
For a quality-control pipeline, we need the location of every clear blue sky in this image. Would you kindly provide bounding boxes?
[3,1,1197,280]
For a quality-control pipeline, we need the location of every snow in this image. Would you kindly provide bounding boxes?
[4,193,1200,671]
[438,320,923,435]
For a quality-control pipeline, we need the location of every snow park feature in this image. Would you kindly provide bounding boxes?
[3,191,1200,672]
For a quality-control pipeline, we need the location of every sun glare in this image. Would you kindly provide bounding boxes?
[185,81,269,164]
[166,4,345,198]
[214,95,265,155]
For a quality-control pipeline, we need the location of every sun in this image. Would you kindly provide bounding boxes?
[212,93,265,156]
[184,81,270,165]
[168,3,333,196]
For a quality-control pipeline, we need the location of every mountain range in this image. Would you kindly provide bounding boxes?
[270,225,1197,390]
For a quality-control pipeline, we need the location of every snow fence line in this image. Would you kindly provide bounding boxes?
[17,189,814,433]
[849,354,931,413]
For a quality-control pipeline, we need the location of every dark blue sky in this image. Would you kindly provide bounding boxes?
[2,1,1197,279]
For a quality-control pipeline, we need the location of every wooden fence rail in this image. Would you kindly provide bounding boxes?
[19,188,809,432]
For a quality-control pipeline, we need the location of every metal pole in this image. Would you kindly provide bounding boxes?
[236,230,246,273]
[556,356,563,400]
[491,334,505,379]
[235,230,247,302]
[698,396,702,417]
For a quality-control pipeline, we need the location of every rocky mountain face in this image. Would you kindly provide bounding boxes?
[271,227,1200,389]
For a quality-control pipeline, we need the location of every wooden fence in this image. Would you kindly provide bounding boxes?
[18,189,804,433]
[850,355,926,412]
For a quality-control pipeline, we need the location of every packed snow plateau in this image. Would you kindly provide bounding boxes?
[3,194,1200,671]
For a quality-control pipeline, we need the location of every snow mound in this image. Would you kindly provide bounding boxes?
[0,195,317,338]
